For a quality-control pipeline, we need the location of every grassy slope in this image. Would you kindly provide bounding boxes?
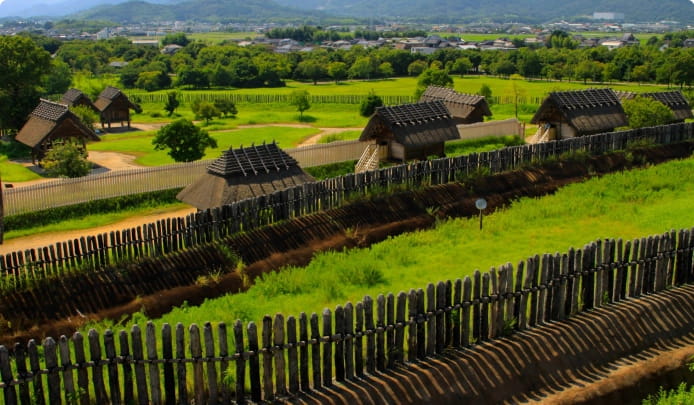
[91,156,694,332]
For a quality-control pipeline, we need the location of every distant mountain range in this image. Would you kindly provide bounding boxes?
[1,0,693,24]
[272,0,694,24]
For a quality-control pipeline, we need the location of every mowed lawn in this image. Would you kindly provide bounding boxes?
[91,156,694,332]
[88,126,321,166]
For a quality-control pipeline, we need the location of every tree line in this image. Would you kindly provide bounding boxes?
[1,30,693,133]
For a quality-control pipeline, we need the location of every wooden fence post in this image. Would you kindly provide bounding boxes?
[27,340,46,405]
[261,316,273,400]
[299,313,310,391]
[322,309,333,386]
[160,324,175,405]
[189,324,205,405]
[273,314,286,396]
[175,324,187,405]
[203,322,219,403]
[334,306,345,381]
[376,295,386,371]
[344,303,355,380]
[104,331,122,405]
[247,322,261,402]
[145,323,162,405]
[0,345,17,405]
[287,316,299,394]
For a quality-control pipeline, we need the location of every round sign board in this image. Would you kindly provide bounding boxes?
[475,198,487,211]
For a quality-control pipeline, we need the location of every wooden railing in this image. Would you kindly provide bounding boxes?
[0,123,692,289]
[0,227,692,404]
[354,144,379,173]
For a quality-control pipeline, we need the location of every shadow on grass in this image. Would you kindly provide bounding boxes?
[297,115,317,123]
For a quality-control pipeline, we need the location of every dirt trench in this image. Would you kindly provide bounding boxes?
[0,142,692,347]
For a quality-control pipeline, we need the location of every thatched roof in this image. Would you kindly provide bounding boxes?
[177,142,316,210]
[94,86,136,112]
[359,101,460,146]
[617,90,693,122]
[419,86,492,120]
[16,99,99,148]
[61,88,98,112]
[531,88,628,134]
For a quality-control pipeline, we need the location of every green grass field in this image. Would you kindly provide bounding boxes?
[87,155,694,333]
[88,125,320,166]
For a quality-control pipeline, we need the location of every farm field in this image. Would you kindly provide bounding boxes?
[86,155,694,334]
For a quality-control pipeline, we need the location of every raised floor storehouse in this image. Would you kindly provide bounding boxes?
[419,86,492,124]
[61,88,98,112]
[531,88,628,140]
[15,99,99,164]
[177,142,315,211]
[618,90,693,124]
[94,86,137,129]
[359,101,460,161]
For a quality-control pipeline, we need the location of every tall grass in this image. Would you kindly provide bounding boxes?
[88,155,694,333]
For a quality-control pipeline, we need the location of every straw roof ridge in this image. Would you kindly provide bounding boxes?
[207,141,298,178]
[420,85,487,106]
[30,99,69,122]
[99,86,123,100]
[376,101,452,127]
[62,89,88,104]
[550,88,621,111]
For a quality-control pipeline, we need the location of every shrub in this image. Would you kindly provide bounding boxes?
[41,139,92,178]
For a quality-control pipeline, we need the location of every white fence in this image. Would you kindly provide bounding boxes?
[2,141,368,216]
[457,118,525,140]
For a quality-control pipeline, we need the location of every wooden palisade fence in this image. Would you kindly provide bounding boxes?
[0,123,692,289]
[130,91,543,107]
[0,227,692,404]
[3,140,368,216]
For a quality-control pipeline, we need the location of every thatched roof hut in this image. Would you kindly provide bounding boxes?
[177,142,315,210]
[530,88,627,139]
[94,86,137,129]
[419,86,492,124]
[617,90,693,123]
[16,99,99,164]
[61,88,98,113]
[359,101,460,161]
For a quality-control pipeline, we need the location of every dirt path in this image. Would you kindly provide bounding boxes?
[0,207,197,255]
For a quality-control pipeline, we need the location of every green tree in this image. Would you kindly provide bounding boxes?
[70,105,99,132]
[622,97,674,129]
[136,70,171,92]
[327,61,348,84]
[450,57,473,77]
[162,32,190,47]
[214,99,238,117]
[348,56,377,80]
[295,59,326,85]
[478,84,494,105]
[407,59,428,77]
[630,65,652,85]
[41,139,92,178]
[415,67,453,98]
[289,89,311,120]
[0,35,52,131]
[196,102,220,124]
[164,91,180,117]
[42,59,73,96]
[176,68,209,89]
[378,62,394,78]
[153,119,217,162]
[360,91,384,117]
